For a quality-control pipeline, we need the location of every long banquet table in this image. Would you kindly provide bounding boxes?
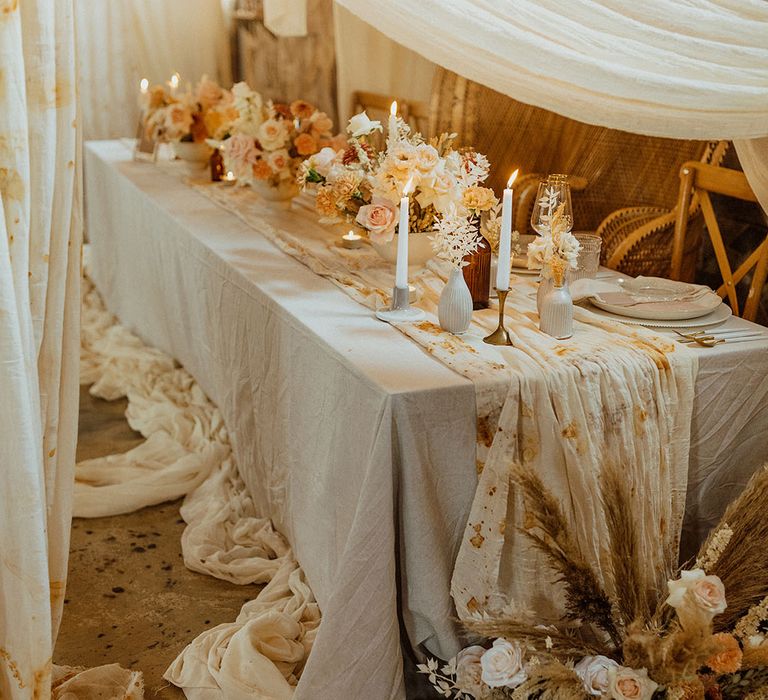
[85,140,768,699]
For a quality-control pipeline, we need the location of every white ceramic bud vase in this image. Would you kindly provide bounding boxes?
[439,268,473,335]
[539,282,573,339]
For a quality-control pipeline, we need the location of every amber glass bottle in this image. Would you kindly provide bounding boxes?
[462,222,490,309]
[210,149,224,182]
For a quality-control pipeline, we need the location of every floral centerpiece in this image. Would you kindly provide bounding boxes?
[213,82,335,199]
[141,75,236,147]
[420,463,768,699]
[298,110,500,267]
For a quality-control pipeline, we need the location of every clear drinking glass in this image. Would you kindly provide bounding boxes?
[570,233,602,282]
[530,174,573,236]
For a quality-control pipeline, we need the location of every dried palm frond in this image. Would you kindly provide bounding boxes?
[600,460,656,625]
[465,615,612,660]
[512,464,621,648]
[717,666,768,699]
[696,466,768,630]
[508,662,591,699]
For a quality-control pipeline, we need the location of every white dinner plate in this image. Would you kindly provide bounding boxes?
[589,278,722,320]
[583,300,732,328]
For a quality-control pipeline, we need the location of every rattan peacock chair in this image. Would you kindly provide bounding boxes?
[428,68,728,279]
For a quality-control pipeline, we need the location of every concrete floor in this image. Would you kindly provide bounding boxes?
[54,388,256,697]
[55,386,433,699]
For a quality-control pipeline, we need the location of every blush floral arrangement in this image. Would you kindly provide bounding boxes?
[298,110,501,248]
[421,463,768,699]
[141,76,237,145]
[207,81,337,196]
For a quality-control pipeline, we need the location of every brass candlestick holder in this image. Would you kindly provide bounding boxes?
[483,288,514,346]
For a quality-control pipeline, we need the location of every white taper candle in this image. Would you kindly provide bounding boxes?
[496,169,519,291]
[395,177,414,289]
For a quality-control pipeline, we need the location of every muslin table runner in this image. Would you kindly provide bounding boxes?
[187,177,698,620]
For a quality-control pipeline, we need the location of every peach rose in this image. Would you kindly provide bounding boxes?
[267,149,290,173]
[463,186,497,212]
[707,633,742,674]
[196,75,223,110]
[310,112,334,137]
[148,85,168,109]
[666,569,727,620]
[224,134,260,175]
[607,666,657,700]
[355,197,398,243]
[294,132,318,156]
[290,99,315,119]
[252,160,273,180]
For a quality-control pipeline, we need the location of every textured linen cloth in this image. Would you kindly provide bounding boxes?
[85,141,768,698]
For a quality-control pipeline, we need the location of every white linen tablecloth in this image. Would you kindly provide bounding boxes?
[84,140,768,698]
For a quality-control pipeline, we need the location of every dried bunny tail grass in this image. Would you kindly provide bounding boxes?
[464,615,611,660]
[512,464,621,648]
[509,662,591,700]
[700,465,768,631]
[600,460,656,625]
[623,613,717,686]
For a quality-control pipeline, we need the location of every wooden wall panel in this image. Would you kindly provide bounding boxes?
[235,0,338,126]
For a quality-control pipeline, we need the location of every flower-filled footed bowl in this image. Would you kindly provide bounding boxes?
[252,179,300,203]
[370,232,434,267]
[172,141,213,165]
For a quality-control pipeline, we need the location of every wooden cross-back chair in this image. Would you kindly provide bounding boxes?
[351,90,430,149]
[670,161,768,322]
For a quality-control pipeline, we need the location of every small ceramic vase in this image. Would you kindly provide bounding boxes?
[539,281,573,339]
[439,268,473,334]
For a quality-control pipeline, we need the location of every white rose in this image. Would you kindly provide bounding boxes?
[574,656,619,696]
[346,111,383,138]
[480,639,527,689]
[455,646,486,698]
[607,666,657,700]
[666,569,727,619]
[257,118,287,150]
[310,147,339,178]
[415,143,440,174]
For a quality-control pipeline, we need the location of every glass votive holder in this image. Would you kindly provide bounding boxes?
[571,233,602,281]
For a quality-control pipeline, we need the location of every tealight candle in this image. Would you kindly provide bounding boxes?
[223,171,237,187]
[340,230,363,249]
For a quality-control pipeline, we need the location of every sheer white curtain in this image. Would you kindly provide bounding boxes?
[0,0,80,697]
[75,0,231,141]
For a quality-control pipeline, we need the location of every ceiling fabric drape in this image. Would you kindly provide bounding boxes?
[332,0,768,209]
[333,0,768,140]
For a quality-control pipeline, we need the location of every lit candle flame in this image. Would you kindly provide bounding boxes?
[343,230,360,240]
[170,73,180,90]
[140,78,149,93]
[403,176,415,197]
[390,100,397,116]
[507,169,519,188]
[225,171,235,181]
